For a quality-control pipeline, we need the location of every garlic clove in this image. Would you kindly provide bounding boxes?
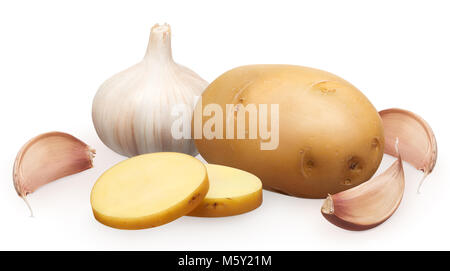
[321,141,405,231]
[379,108,437,192]
[13,132,95,216]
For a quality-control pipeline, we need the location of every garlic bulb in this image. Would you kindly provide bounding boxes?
[92,24,208,157]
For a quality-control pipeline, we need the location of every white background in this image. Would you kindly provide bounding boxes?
[0,0,449,251]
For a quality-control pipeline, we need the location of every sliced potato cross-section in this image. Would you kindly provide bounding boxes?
[91,152,208,229]
[189,164,262,217]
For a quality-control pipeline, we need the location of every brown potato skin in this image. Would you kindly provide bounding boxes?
[194,65,384,198]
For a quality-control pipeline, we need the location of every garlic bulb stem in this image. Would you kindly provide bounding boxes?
[145,24,173,61]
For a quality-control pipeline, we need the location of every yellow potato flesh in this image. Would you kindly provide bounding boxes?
[189,164,262,217]
[194,65,384,198]
[90,152,208,229]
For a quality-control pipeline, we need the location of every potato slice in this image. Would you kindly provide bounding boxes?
[189,164,262,217]
[90,153,208,229]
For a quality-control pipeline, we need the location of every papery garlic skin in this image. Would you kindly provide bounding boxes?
[92,24,208,157]
[13,132,95,216]
[379,108,437,192]
[321,140,405,231]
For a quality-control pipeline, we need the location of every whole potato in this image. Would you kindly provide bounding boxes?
[194,65,384,198]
